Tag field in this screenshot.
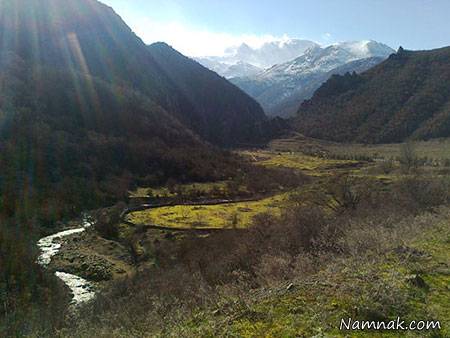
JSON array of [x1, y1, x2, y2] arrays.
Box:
[[239, 150, 359, 175], [127, 136, 450, 232], [127, 146, 363, 230], [271, 133, 450, 161], [126, 193, 290, 229]]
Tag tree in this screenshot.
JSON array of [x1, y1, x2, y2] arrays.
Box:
[[399, 142, 418, 173]]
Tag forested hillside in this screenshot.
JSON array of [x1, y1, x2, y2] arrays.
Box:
[[295, 46, 450, 143], [147, 42, 267, 145], [0, 0, 267, 146]]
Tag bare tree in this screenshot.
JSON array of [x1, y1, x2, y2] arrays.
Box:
[[399, 141, 418, 173]]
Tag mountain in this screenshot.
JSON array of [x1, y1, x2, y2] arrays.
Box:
[[147, 43, 267, 145], [294, 46, 450, 143], [195, 39, 319, 78], [222, 61, 263, 79], [259, 57, 386, 118], [0, 0, 269, 223], [0, 0, 266, 147], [231, 41, 394, 117]]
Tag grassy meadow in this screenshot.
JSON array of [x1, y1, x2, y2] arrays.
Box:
[[126, 193, 291, 229]]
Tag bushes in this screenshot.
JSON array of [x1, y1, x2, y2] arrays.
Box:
[[63, 170, 450, 337], [395, 176, 450, 211], [94, 202, 126, 240], [0, 222, 69, 337]]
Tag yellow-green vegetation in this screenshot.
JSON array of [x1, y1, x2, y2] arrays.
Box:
[[170, 211, 450, 337], [127, 193, 291, 229], [129, 181, 229, 198], [239, 150, 358, 175]]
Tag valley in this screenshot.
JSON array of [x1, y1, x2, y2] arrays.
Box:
[[35, 135, 449, 337], [1, 1, 449, 337]]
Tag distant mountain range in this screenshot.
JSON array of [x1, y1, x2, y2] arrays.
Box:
[[195, 39, 318, 78], [294, 46, 450, 143], [197, 40, 395, 117]]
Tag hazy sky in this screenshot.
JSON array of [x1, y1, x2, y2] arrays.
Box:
[[101, 0, 450, 56]]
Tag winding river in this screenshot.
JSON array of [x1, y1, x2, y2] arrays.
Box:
[[37, 216, 97, 306]]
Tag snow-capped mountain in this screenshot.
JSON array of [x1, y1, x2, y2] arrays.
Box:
[[195, 38, 319, 78], [230, 40, 395, 117], [222, 61, 263, 79], [256, 40, 394, 82]]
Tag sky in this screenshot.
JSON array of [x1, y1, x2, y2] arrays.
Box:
[[101, 0, 450, 57]]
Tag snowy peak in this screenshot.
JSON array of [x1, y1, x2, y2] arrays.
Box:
[[332, 40, 395, 59], [195, 38, 319, 78], [222, 61, 262, 78], [224, 39, 319, 68], [228, 40, 393, 118], [196, 39, 394, 117], [195, 39, 393, 80], [259, 41, 394, 81]]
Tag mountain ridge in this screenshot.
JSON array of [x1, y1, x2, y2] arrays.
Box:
[[195, 38, 319, 78], [230, 41, 394, 117], [0, 0, 267, 223], [0, 0, 267, 146]]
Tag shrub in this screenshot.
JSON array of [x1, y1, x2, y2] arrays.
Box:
[[399, 142, 419, 173], [94, 202, 126, 240]]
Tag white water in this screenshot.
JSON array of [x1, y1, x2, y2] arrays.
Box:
[[55, 272, 96, 305], [37, 216, 96, 306]]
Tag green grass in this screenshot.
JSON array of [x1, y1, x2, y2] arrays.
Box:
[[126, 193, 291, 229]]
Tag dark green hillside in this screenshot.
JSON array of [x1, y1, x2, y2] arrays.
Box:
[[148, 42, 267, 145], [295, 46, 450, 143]]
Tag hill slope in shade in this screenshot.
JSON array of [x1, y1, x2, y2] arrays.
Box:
[[294, 47, 450, 143], [0, 0, 250, 220], [147, 43, 267, 145], [0, 0, 267, 146]]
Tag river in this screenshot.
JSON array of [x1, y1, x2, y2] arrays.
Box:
[[37, 216, 97, 306]]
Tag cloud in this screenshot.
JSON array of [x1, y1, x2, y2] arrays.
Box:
[[321, 32, 333, 43], [129, 19, 293, 57]]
